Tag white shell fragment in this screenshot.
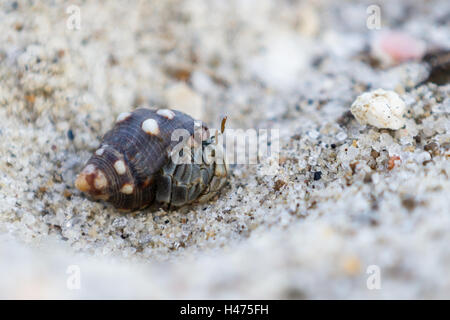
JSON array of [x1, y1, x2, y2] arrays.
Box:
[[350, 89, 406, 130], [371, 31, 426, 67]]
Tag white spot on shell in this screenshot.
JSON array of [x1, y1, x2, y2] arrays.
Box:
[[116, 112, 131, 123], [94, 170, 108, 189], [120, 183, 134, 194], [95, 148, 105, 156], [157, 109, 175, 120], [142, 118, 160, 135], [114, 160, 126, 175]]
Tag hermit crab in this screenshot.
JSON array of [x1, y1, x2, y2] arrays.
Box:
[[75, 108, 228, 211]]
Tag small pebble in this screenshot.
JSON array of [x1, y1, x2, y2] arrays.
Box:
[[388, 155, 401, 170], [402, 197, 418, 211], [67, 129, 74, 141], [424, 142, 439, 155], [350, 89, 406, 130], [165, 83, 204, 120], [341, 255, 361, 275], [336, 132, 347, 141], [422, 49, 450, 85], [313, 171, 322, 181], [296, 4, 320, 37], [273, 179, 287, 191]]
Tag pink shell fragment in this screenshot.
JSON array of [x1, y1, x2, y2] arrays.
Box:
[[371, 31, 426, 66]]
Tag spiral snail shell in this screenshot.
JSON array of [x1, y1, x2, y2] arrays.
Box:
[[75, 108, 228, 211]]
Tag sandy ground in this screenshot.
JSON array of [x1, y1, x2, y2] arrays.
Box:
[[0, 0, 449, 299]]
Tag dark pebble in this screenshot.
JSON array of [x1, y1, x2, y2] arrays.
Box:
[[67, 129, 74, 141], [313, 171, 322, 181], [424, 141, 439, 153]]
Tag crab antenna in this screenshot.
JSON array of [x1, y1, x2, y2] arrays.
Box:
[[221, 116, 228, 134], [214, 116, 228, 145]]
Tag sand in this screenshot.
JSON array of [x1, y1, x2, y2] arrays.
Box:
[[0, 0, 449, 299]]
